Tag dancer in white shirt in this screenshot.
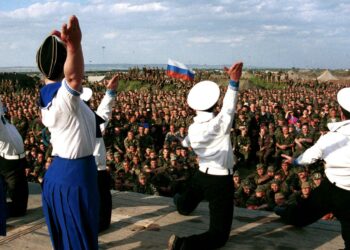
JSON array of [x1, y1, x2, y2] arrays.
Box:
[[37, 16, 99, 250], [278, 87, 350, 250], [168, 62, 243, 250], [80, 74, 118, 232]]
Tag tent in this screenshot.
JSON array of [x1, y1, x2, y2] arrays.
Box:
[[87, 75, 106, 83], [317, 70, 338, 82]]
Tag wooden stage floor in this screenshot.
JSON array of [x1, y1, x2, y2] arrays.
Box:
[[0, 183, 344, 249]]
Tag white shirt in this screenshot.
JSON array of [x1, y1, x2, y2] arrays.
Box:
[[93, 91, 115, 170], [296, 120, 350, 191], [0, 102, 24, 156], [41, 79, 96, 159], [182, 86, 239, 172]]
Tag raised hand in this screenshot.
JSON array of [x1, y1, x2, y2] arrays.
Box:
[[61, 15, 82, 53], [224, 62, 243, 82], [106, 74, 119, 91]]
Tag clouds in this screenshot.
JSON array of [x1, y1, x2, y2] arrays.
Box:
[[0, 0, 349, 68], [110, 2, 168, 13]]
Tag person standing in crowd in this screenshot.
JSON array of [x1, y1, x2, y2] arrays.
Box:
[[168, 62, 243, 250], [37, 16, 99, 249], [277, 87, 350, 250], [80, 74, 118, 232], [0, 96, 28, 224]]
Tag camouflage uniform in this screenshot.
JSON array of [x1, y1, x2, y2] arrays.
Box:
[[275, 133, 295, 157], [257, 133, 275, 165], [235, 133, 251, 162], [294, 132, 313, 156]]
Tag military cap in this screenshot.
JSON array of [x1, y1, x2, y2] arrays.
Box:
[[301, 181, 311, 189], [337, 87, 350, 113], [187, 81, 220, 111], [312, 172, 322, 180], [233, 171, 240, 177], [270, 179, 280, 185], [138, 173, 146, 179], [256, 163, 264, 170], [256, 185, 265, 192], [274, 192, 285, 200], [277, 114, 285, 121], [311, 113, 320, 119], [296, 166, 306, 173], [80, 87, 93, 102], [242, 179, 251, 187], [267, 166, 275, 172]]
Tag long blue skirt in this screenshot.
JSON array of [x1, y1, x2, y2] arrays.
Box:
[[0, 176, 6, 236], [42, 155, 99, 250]]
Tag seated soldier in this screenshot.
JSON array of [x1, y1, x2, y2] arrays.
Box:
[[234, 179, 254, 208], [133, 173, 158, 195], [246, 185, 268, 210]]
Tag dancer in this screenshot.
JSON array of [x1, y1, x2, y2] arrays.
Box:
[[80, 74, 118, 232], [278, 87, 350, 250], [0, 96, 28, 237], [37, 16, 99, 249], [168, 62, 243, 250]]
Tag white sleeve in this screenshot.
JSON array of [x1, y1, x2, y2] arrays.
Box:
[[182, 135, 191, 148], [96, 92, 116, 133], [209, 87, 238, 135], [295, 135, 325, 165], [55, 79, 82, 113]]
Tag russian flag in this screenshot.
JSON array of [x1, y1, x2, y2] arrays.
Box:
[[166, 59, 195, 81]]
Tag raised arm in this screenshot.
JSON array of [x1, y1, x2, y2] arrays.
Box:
[[214, 62, 243, 133], [96, 75, 119, 132], [221, 62, 243, 111], [61, 15, 84, 91], [224, 62, 243, 83]]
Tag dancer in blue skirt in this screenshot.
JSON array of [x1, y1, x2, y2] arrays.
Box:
[[37, 16, 99, 250]]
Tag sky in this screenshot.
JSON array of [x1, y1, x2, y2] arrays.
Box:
[[0, 0, 349, 69]]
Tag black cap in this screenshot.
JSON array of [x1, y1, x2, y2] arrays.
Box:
[[36, 35, 67, 80]]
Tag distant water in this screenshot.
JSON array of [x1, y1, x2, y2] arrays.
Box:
[[0, 63, 224, 73]]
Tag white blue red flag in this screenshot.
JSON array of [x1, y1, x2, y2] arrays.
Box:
[[166, 59, 195, 81]]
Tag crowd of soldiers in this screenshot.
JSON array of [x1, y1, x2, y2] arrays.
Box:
[[1, 68, 349, 220]]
